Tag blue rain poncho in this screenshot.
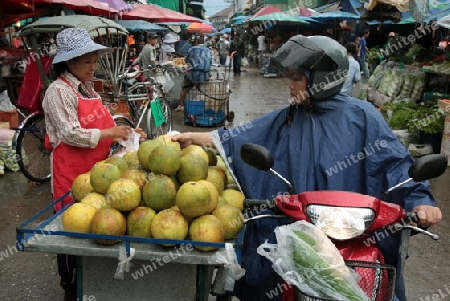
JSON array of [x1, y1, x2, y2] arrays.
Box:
[[211, 94, 436, 301]]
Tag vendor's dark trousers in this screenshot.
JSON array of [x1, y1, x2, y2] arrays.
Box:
[[233, 54, 242, 75], [57, 254, 77, 293], [219, 55, 227, 66]]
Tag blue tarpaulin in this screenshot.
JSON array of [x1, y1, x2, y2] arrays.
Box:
[[114, 20, 168, 32]]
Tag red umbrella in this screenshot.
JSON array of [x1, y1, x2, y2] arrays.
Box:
[[27, 0, 119, 16], [187, 23, 215, 34], [121, 4, 201, 23], [250, 5, 282, 19]]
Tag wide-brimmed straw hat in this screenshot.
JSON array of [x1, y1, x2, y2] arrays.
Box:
[[53, 27, 110, 64], [387, 32, 396, 37]]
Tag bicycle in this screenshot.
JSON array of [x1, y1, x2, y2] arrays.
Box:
[[116, 64, 172, 139]]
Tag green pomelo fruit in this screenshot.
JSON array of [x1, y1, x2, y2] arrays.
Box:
[[206, 166, 227, 194], [213, 204, 244, 239], [176, 154, 208, 184], [155, 134, 181, 153], [123, 150, 140, 166], [90, 208, 126, 245], [121, 169, 147, 191], [105, 155, 128, 173], [137, 139, 162, 170], [90, 162, 122, 194], [142, 174, 177, 211], [127, 206, 157, 237], [148, 145, 181, 175], [72, 173, 94, 201], [62, 203, 97, 233], [175, 181, 211, 219], [80, 192, 109, 210], [198, 180, 219, 214], [189, 215, 225, 251], [106, 178, 141, 211], [181, 145, 209, 164], [151, 208, 188, 246]]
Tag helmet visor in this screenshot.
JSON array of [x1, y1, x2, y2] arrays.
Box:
[[270, 35, 338, 75]]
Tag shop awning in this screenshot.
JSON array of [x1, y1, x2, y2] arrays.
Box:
[[121, 4, 201, 23], [30, 0, 119, 16], [93, 0, 133, 12], [250, 6, 282, 19]]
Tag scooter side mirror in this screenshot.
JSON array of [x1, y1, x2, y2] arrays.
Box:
[[408, 154, 448, 182], [240, 143, 274, 171]]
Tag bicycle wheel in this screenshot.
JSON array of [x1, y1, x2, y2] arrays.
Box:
[[147, 97, 172, 139], [114, 115, 135, 128], [16, 113, 51, 183]]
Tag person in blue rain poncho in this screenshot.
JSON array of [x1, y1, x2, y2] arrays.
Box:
[[172, 35, 442, 301]]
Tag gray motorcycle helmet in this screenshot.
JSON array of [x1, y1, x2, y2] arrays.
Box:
[[271, 35, 349, 101]]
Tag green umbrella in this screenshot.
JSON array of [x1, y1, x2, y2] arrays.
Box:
[[248, 12, 309, 24], [396, 17, 417, 24]]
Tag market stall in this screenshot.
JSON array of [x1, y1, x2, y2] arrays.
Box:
[[366, 30, 450, 158], [17, 203, 243, 301]]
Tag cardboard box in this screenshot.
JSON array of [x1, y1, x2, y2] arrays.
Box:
[[0, 110, 19, 129]]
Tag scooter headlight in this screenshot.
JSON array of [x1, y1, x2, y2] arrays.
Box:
[[306, 205, 375, 240]]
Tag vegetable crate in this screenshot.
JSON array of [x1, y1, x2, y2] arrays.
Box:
[[294, 260, 396, 301], [184, 80, 231, 127]]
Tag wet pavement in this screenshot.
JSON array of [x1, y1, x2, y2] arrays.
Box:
[[1, 65, 450, 301]]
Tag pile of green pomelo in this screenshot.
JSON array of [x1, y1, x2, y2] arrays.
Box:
[[62, 135, 245, 251]]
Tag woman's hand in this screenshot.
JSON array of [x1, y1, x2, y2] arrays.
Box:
[[134, 128, 147, 142], [101, 125, 132, 140]]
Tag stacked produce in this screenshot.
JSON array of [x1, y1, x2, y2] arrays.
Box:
[[423, 61, 450, 75], [63, 135, 245, 251], [368, 62, 425, 102]]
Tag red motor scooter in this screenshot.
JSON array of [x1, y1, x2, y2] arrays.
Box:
[[240, 143, 447, 301]]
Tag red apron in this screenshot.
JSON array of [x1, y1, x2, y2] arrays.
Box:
[[51, 76, 115, 211]]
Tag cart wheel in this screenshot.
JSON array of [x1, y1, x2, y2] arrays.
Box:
[[16, 113, 51, 183], [226, 111, 235, 122]]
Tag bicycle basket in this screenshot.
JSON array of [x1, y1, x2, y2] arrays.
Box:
[[294, 260, 396, 301], [184, 80, 229, 127]]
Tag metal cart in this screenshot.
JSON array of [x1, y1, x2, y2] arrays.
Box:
[[184, 80, 234, 127], [16, 194, 244, 301]]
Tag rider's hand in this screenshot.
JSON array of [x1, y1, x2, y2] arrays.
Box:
[[171, 133, 194, 148], [412, 205, 442, 228]]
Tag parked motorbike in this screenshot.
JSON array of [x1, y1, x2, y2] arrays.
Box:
[[240, 143, 447, 301]]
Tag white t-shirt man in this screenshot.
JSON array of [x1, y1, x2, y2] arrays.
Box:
[[257, 35, 266, 52]]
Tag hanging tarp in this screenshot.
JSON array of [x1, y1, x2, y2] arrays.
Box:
[[367, 0, 409, 12]]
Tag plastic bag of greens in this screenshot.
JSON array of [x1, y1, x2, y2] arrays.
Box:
[[257, 220, 369, 301]]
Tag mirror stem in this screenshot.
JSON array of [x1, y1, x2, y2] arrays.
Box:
[[382, 178, 413, 201], [269, 168, 294, 194]]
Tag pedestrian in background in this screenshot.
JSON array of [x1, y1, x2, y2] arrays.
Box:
[[132, 32, 159, 78], [357, 31, 370, 79], [175, 36, 212, 111], [229, 32, 246, 76], [216, 34, 230, 66], [341, 42, 361, 96]]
